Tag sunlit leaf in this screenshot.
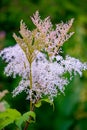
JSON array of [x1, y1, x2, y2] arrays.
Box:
[[15, 111, 36, 129], [35, 98, 54, 109], [0, 109, 21, 129]]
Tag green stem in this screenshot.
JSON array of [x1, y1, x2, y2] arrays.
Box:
[[30, 63, 32, 89], [24, 62, 33, 130], [29, 62, 33, 109]]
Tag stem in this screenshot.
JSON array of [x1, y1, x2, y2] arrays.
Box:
[[24, 62, 33, 130], [29, 62, 33, 113], [30, 63, 32, 89], [24, 121, 30, 130]]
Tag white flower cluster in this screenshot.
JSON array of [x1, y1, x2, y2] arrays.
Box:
[[0, 44, 87, 102], [0, 11, 87, 103]]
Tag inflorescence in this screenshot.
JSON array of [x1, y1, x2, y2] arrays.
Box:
[[0, 11, 87, 103]]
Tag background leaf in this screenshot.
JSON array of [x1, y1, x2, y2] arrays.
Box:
[[0, 108, 21, 129], [15, 111, 36, 129], [35, 98, 54, 109]]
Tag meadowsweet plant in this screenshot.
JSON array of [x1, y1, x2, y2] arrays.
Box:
[[0, 11, 87, 130]]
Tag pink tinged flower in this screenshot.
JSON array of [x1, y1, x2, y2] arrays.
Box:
[[0, 11, 87, 103], [31, 11, 74, 57]]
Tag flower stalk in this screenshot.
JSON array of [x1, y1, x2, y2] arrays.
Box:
[[0, 11, 87, 130], [29, 62, 33, 111], [24, 62, 33, 130]]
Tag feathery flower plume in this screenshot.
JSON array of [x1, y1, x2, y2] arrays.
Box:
[[0, 11, 87, 103]]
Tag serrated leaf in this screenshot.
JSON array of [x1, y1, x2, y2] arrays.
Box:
[[15, 111, 36, 129], [0, 109, 21, 129]]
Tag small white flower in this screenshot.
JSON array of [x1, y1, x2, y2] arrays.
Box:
[[0, 11, 87, 103], [0, 44, 87, 102]]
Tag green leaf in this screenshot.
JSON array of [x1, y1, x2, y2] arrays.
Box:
[[15, 111, 36, 129], [35, 100, 42, 108], [35, 98, 54, 109], [23, 111, 36, 121], [0, 109, 21, 130], [0, 118, 14, 130], [41, 98, 53, 104]]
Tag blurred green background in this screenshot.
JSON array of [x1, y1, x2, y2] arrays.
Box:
[[0, 0, 87, 130]]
